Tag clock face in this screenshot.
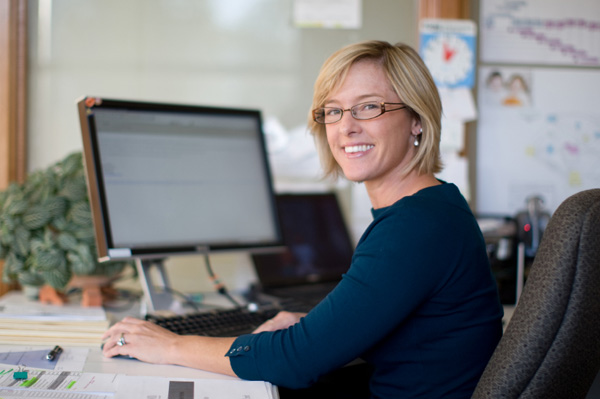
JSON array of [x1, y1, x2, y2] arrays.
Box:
[[421, 34, 475, 88]]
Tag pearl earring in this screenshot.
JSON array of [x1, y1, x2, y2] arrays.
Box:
[[414, 128, 422, 147]]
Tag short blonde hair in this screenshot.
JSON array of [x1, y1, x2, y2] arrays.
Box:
[[308, 40, 443, 179]]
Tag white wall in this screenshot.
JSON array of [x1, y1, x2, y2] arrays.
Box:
[[27, 0, 418, 173], [27, 0, 419, 293]]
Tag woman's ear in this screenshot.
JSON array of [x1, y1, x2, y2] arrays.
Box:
[[411, 118, 422, 137]]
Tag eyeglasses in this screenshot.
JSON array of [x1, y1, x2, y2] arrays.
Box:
[[312, 102, 407, 124]]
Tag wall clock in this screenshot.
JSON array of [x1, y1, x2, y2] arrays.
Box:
[[420, 19, 477, 89]]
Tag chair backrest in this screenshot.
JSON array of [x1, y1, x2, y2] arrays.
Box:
[[472, 189, 600, 399]]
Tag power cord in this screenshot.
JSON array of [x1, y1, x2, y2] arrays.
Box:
[[203, 252, 243, 308]]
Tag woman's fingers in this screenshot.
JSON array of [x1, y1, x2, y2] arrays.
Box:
[[101, 318, 179, 364]]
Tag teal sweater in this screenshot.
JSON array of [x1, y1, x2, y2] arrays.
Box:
[[228, 183, 503, 398]]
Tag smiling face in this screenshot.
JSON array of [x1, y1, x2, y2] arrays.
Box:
[[324, 59, 421, 188]]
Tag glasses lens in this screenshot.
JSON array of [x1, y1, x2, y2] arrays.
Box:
[[352, 102, 383, 120], [315, 108, 343, 124], [313, 109, 326, 123]]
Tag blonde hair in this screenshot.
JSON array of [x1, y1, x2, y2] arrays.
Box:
[[308, 40, 443, 179]]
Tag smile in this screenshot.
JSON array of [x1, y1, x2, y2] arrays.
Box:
[[344, 144, 374, 154]]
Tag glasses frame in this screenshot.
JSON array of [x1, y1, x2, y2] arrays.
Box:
[[312, 102, 407, 124]]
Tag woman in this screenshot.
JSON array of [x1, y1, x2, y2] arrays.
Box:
[[102, 41, 503, 398]]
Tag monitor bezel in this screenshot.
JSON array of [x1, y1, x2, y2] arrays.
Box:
[[77, 96, 283, 262]]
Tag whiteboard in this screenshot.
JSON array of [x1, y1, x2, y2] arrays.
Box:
[[476, 66, 600, 215]]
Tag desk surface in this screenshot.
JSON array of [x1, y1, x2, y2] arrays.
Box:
[[0, 345, 277, 399], [0, 290, 278, 398], [83, 345, 240, 380]]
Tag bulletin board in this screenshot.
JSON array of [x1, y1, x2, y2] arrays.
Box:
[[476, 0, 600, 215]]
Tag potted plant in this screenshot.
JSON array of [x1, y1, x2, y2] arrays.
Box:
[[0, 151, 131, 306]]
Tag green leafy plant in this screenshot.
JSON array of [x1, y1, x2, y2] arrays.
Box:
[[0, 151, 130, 291]]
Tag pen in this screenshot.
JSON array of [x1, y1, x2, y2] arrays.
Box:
[[46, 345, 63, 361]]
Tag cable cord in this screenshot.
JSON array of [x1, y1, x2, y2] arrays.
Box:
[[203, 252, 243, 307]]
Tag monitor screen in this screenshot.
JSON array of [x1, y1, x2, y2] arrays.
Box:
[[78, 97, 283, 312], [77, 97, 282, 261]]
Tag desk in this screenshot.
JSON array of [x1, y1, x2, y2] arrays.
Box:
[[0, 346, 277, 399], [502, 305, 515, 330], [0, 291, 278, 399], [84, 345, 241, 380]]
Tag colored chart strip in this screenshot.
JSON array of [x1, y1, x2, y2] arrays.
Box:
[[481, 0, 600, 65], [20, 376, 40, 387]]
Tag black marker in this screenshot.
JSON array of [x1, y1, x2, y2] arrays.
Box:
[[46, 345, 63, 361]]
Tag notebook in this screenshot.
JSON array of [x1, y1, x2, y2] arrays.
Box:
[[250, 192, 355, 310]]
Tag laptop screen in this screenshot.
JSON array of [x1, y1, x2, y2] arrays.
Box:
[[251, 192, 355, 288]]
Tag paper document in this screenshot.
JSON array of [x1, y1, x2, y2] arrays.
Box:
[[0, 388, 112, 398], [115, 375, 276, 399], [0, 292, 107, 321], [0, 345, 89, 372], [0, 369, 118, 394], [0, 368, 277, 398], [0, 292, 108, 346]]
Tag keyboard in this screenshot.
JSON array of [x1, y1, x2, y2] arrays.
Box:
[[146, 307, 281, 337]]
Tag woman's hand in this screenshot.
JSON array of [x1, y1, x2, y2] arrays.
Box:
[[253, 311, 306, 333], [101, 317, 237, 376], [101, 316, 181, 364]]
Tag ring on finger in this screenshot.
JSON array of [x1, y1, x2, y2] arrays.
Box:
[[117, 332, 126, 346]]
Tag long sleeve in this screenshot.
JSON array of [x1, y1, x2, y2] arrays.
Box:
[[227, 183, 503, 397]]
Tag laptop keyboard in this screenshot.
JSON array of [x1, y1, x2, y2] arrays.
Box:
[[263, 282, 337, 309], [146, 307, 281, 337]]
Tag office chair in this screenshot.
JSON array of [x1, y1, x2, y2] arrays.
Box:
[[472, 189, 600, 399]]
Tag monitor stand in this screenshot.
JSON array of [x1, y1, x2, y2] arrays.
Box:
[[136, 258, 178, 314], [136, 248, 241, 315]]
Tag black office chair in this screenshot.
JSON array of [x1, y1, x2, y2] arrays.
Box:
[[472, 189, 600, 399]]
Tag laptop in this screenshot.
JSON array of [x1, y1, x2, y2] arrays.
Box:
[[250, 192, 355, 310]]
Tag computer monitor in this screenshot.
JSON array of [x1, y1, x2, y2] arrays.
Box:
[[77, 97, 282, 313]]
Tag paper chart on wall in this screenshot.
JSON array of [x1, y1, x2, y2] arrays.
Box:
[[476, 66, 600, 214], [480, 0, 600, 66], [293, 0, 362, 29]]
